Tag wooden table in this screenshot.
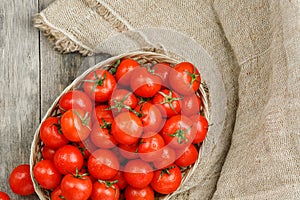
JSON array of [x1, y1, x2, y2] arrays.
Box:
[[0, 1, 108, 198]]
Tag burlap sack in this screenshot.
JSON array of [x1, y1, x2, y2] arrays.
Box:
[[34, 0, 300, 199]]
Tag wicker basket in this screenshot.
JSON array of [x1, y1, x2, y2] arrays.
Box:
[[30, 51, 210, 200]]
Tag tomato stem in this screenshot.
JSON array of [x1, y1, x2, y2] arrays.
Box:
[[169, 125, 192, 144]]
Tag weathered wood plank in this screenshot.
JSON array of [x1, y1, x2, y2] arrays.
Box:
[[0, 0, 40, 199]]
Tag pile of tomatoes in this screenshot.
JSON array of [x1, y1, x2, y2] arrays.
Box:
[[31, 58, 208, 200]]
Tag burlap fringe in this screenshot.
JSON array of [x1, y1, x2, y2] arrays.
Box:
[[33, 14, 94, 56]]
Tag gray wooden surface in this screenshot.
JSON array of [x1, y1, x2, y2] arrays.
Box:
[[0, 1, 108, 199]]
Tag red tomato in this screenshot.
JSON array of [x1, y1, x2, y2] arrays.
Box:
[[169, 62, 201, 95], [134, 102, 164, 133], [123, 159, 154, 189], [138, 133, 165, 162], [181, 95, 201, 116], [83, 69, 116, 102], [93, 104, 113, 126], [153, 89, 181, 118], [39, 117, 68, 149], [125, 185, 154, 200], [61, 109, 92, 142], [110, 171, 128, 190], [53, 145, 84, 174], [90, 123, 118, 149], [0, 191, 10, 200], [33, 160, 61, 189], [109, 89, 138, 114], [175, 144, 198, 167], [9, 164, 34, 196], [50, 186, 63, 200], [41, 146, 56, 160], [130, 67, 162, 98], [191, 114, 208, 144], [118, 143, 139, 160], [150, 164, 182, 194], [115, 58, 140, 86], [61, 173, 92, 200], [161, 115, 196, 149], [59, 90, 92, 113], [91, 180, 119, 200], [152, 62, 172, 88], [88, 149, 120, 180], [111, 112, 143, 145], [153, 146, 176, 170]]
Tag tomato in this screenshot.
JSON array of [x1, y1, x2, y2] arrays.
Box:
[[50, 186, 63, 200], [61, 173, 92, 200], [110, 171, 128, 190], [175, 144, 198, 167], [88, 149, 120, 180], [90, 123, 118, 149], [115, 58, 140, 86], [74, 140, 97, 159], [0, 191, 10, 200], [41, 146, 56, 160], [39, 117, 68, 149], [130, 67, 162, 98], [9, 164, 34, 196], [169, 62, 201, 95], [93, 104, 113, 126], [61, 109, 91, 142], [123, 159, 154, 189], [83, 69, 116, 102], [152, 62, 171, 88], [33, 160, 61, 189], [125, 185, 154, 200], [153, 146, 176, 170], [111, 112, 143, 145], [181, 95, 201, 116], [59, 90, 92, 113], [118, 143, 139, 160], [91, 180, 119, 200], [109, 89, 138, 114], [53, 145, 84, 174], [138, 133, 165, 162], [191, 114, 208, 144], [152, 89, 181, 118], [134, 102, 164, 133], [150, 164, 182, 194], [161, 115, 196, 149]]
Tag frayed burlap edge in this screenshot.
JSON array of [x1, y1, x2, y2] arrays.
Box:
[[33, 14, 94, 56]]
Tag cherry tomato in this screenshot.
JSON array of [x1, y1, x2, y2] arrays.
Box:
[[88, 149, 120, 180], [61, 173, 92, 200], [109, 89, 138, 114], [161, 115, 196, 149], [41, 146, 56, 160], [0, 191, 10, 200], [118, 143, 139, 160], [33, 160, 61, 189], [175, 144, 198, 167], [130, 67, 162, 98], [152, 62, 172, 88], [93, 104, 113, 126], [83, 69, 116, 102], [134, 102, 164, 133], [138, 133, 165, 162], [150, 164, 182, 194], [153, 89, 181, 118], [9, 164, 34, 196], [153, 146, 176, 170], [39, 117, 68, 149], [61, 109, 91, 142], [191, 114, 208, 144], [59, 90, 92, 113], [90, 123, 118, 149], [50, 186, 64, 200], [53, 145, 84, 174], [115, 58, 140, 86], [169, 62, 201, 95], [111, 112, 143, 145], [181, 95, 201, 116], [91, 180, 119, 200], [123, 159, 154, 189], [125, 185, 154, 200], [110, 171, 128, 190]]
